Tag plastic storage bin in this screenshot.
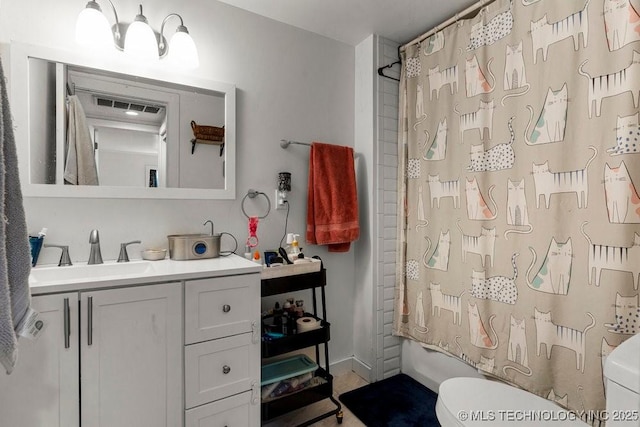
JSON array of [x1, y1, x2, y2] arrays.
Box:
[[261, 354, 318, 386]]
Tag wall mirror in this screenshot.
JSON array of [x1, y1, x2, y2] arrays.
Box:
[[8, 43, 236, 199]]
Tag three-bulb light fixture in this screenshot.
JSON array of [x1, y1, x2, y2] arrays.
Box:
[[75, 0, 199, 69]]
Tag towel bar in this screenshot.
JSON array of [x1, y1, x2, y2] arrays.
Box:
[[280, 139, 311, 149]]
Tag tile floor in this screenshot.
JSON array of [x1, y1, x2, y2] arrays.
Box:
[[263, 370, 369, 427]]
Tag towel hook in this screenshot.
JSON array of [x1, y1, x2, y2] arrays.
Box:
[[241, 189, 271, 219]]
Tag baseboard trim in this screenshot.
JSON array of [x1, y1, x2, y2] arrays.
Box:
[[329, 356, 373, 383]]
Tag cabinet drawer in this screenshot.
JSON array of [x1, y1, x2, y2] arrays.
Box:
[[185, 333, 253, 409], [185, 391, 252, 427], [185, 275, 258, 344]]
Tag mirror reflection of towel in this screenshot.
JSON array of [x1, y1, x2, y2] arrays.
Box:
[[306, 142, 359, 252], [64, 95, 99, 185]]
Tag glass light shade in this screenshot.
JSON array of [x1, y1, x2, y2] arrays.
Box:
[[278, 172, 292, 192], [167, 30, 199, 69], [75, 7, 112, 47], [124, 20, 159, 61]]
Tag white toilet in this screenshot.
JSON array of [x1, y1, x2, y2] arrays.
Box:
[[436, 333, 640, 426]]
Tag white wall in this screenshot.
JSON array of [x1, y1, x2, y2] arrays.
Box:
[[0, 0, 356, 365]]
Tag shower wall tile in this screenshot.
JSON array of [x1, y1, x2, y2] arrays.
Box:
[[375, 36, 401, 379]]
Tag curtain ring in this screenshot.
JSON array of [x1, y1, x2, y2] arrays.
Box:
[[241, 189, 271, 219], [455, 13, 463, 27]]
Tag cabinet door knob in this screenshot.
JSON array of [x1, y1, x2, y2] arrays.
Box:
[[222, 365, 231, 374], [222, 304, 231, 313]]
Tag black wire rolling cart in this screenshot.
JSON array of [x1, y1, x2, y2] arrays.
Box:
[[260, 267, 343, 426]]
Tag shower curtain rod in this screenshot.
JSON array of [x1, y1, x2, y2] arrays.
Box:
[[376, 0, 494, 80], [400, 0, 494, 52]]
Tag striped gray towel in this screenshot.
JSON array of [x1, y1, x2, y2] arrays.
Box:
[[0, 57, 32, 374]]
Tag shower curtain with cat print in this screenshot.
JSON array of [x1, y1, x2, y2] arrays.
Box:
[[394, 0, 640, 423]]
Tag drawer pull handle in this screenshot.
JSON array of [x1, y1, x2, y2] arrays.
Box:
[[222, 304, 231, 313], [63, 298, 70, 349], [222, 365, 231, 374], [88, 296, 93, 346]]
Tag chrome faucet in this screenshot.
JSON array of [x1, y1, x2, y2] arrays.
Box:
[[203, 220, 214, 236], [44, 244, 72, 266], [117, 240, 141, 262], [88, 229, 103, 265]]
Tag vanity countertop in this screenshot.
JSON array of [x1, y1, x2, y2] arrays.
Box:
[[29, 254, 262, 295]]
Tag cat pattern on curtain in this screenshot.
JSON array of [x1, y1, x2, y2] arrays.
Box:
[[465, 55, 495, 97], [422, 118, 448, 160], [423, 32, 445, 56], [608, 113, 640, 155], [467, 303, 498, 349], [502, 315, 532, 377], [415, 84, 427, 130], [534, 308, 595, 372], [416, 186, 429, 231], [581, 221, 640, 289], [524, 84, 568, 145], [466, 0, 514, 51], [604, 160, 640, 223], [406, 55, 421, 78], [428, 64, 459, 99], [504, 178, 533, 238], [429, 283, 464, 325], [526, 237, 573, 295], [395, 0, 640, 418], [456, 99, 495, 143], [579, 50, 640, 118], [467, 117, 515, 171], [414, 291, 428, 334], [428, 174, 460, 208], [457, 220, 496, 267], [531, 0, 590, 64], [465, 177, 497, 220], [603, 0, 640, 51], [532, 146, 597, 209], [469, 253, 519, 304], [604, 293, 640, 334], [423, 230, 451, 271], [501, 41, 530, 104]]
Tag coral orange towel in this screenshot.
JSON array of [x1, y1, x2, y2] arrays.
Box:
[[306, 142, 359, 252]]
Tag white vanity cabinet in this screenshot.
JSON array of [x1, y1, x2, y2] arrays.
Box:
[[0, 293, 79, 427], [80, 283, 182, 427], [0, 283, 182, 427], [1, 256, 262, 427], [183, 274, 261, 427]]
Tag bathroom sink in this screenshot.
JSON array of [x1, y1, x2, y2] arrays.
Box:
[[30, 261, 155, 284]]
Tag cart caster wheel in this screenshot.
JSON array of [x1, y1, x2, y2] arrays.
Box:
[[336, 411, 343, 424]]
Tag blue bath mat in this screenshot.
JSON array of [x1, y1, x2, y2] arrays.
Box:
[[339, 373, 441, 427]]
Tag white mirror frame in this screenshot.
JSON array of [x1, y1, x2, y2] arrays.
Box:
[[9, 42, 236, 200]]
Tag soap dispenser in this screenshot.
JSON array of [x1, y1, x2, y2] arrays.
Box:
[[287, 234, 301, 262]]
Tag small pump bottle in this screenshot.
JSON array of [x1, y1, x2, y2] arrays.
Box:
[[287, 234, 301, 262]]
